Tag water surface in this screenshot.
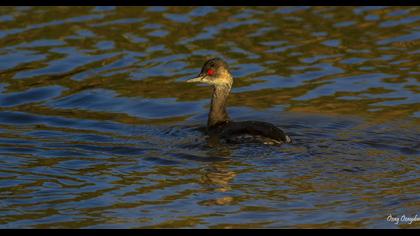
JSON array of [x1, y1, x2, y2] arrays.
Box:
[[0, 6, 419, 228]]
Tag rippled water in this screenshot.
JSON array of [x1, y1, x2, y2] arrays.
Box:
[[0, 6, 419, 228]]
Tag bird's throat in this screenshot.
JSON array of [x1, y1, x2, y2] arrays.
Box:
[[208, 85, 231, 128]]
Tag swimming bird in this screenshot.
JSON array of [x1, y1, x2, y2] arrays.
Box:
[[186, 58, 292, 145]]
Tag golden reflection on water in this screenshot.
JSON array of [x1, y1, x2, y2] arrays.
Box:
[[0, 6, 418, 126], [0, 6, 419, 228]]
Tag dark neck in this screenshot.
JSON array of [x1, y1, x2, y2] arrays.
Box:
[[208, 84, 231, 128]]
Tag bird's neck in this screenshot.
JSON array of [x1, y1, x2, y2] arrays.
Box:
[[208, 84, 231, 128]]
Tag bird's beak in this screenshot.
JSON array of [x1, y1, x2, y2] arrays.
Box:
[[186, 75, 206, 83]]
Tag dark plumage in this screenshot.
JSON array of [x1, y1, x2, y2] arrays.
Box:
[[187, 58, 292, 145]]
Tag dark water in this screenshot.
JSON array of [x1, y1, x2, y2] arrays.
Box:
[[0, 6, 419, 228]]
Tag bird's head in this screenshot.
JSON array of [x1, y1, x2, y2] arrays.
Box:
[[186, 58, 233, 87]]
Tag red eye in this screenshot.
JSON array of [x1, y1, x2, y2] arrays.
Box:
[[207, 69, 215, 76]]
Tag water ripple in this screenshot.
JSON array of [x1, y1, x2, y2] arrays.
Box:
[[0, 6, 418, 229]]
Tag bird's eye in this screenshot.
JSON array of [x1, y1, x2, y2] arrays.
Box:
[[207, 69, 215, 76]]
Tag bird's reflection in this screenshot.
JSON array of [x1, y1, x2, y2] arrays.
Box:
[[198, 146, 237, 205]]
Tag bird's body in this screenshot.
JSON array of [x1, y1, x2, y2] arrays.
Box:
[[187, 58, 292, 146], [209, 120, 292, 145]]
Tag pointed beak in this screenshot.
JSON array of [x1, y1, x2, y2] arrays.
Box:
[[186, 75, 206, 83]]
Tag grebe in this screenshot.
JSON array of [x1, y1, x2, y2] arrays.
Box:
[[186, 58, 292, 145]]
